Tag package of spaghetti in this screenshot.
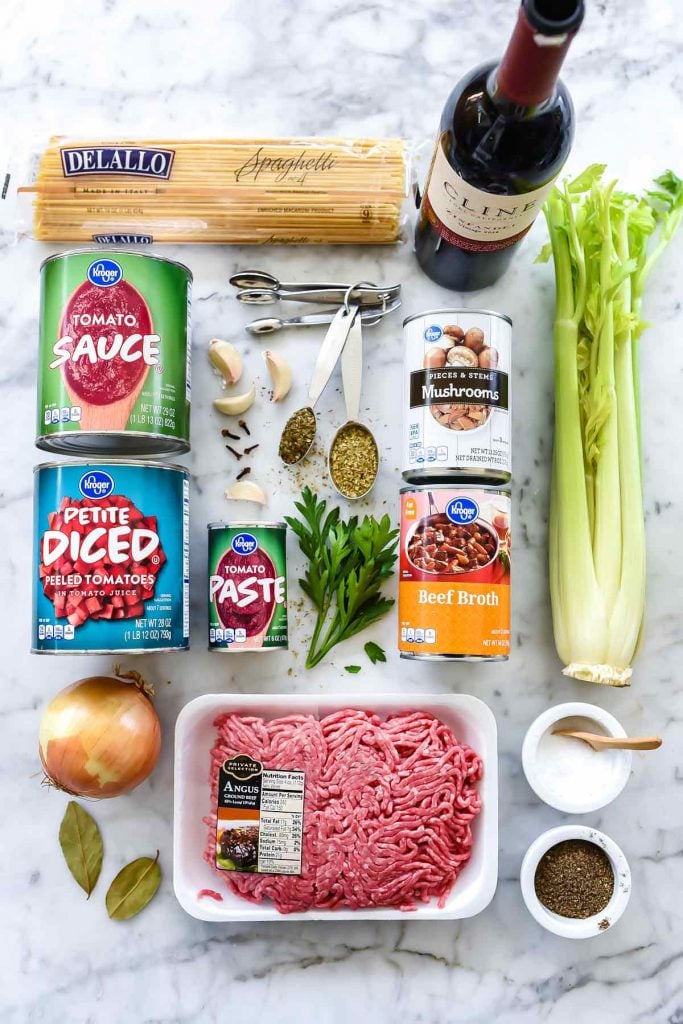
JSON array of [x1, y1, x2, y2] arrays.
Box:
[[18, 136, 410, 245]]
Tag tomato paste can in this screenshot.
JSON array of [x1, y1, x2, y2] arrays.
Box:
[[402, 309, 511, 483], [36, 250, 192, 457], [32, 460, 190, 654], [398, 485, 510, 661], [208, 523, 288, 652]]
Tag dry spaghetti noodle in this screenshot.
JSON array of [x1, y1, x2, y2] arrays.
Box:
[[21, 136, 408, 245]]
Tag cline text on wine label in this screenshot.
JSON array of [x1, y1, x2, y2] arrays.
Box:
[[423, 139, 558, 253]]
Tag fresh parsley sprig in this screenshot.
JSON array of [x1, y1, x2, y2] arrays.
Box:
[[285, 488, 398, 669]]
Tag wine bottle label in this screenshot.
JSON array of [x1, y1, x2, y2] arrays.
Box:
[[423, 135, 557, 252]]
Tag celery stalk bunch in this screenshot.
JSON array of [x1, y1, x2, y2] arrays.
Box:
[[540, 166, 683, 686]]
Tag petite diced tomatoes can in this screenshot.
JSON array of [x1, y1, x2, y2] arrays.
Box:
[[398, 485, 511, 661], [32, 460, 190, 654]]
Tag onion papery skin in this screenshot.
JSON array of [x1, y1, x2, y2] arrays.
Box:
[[39, 676, 161, 798]]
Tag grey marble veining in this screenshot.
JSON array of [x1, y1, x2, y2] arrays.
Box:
[[1, 0, 682, 1021]]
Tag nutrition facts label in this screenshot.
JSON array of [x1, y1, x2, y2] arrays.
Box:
[[215, 755, 305, 876], [258, 770, 305, 875]]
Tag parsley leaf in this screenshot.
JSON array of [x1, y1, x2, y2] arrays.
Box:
[[364, 641, 387, 665], [285, 488, 398, 669], [344, 665, 362, 674]]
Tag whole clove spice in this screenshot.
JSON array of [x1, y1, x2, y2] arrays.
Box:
[[238, 419, 251, 436], [226, 445, 243, 460], [236, 467, 251, 481], [244, 443, 260, 455], [534, 839, 614, 919], [221, 428, 240, 441]]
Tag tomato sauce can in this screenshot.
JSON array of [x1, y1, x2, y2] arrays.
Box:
[[36, 250, 192, 457], [398, 485, 510, 661], [208, 523, 288, 652], [402, 309, 511, 483], [33, 461, 190, 654]]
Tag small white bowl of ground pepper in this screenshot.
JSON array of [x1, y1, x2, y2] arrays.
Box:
[[521, 825, 631, 938]]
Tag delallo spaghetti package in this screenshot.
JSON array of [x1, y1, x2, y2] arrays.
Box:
[[18, 136, 409, 245]]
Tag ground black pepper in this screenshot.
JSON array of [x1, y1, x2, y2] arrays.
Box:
[[534, 839, 614, 919]]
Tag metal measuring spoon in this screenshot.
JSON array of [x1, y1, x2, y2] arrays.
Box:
[[236, 284, 401, 306], [278, 303, 360, 465], [230, 270, 356, 292], [246, 299, 400, 336], [328, 285, 380, 500]]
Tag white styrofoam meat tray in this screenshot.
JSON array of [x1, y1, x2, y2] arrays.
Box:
[[173, 692, 498, 922]]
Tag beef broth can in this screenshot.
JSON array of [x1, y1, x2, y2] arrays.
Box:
[[398, 485, 510, 661], [37, 250, 192, 457], [403, 309, 511, 483], [33, 460, 190, 654], [208, 523, 288, 651]]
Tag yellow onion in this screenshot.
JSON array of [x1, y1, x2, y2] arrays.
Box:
[[39, 670, 161, 798]]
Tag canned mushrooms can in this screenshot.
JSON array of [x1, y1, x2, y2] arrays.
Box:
[[208, 522, 288, 651], [398, 485, 510, 661], [402, 309, 511, 483], [36, 249, 192, 457], [33, 460, 190, 654]]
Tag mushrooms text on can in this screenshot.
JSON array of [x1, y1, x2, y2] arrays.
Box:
[[37, 250, 192, 457], [398, 486, 511, 660], [33, 461, 190, 654], [208, 523, 288, 651], [402, 309, 511, 483]]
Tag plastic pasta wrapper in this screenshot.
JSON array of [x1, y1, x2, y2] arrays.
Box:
[[18, 136, 410, 245]]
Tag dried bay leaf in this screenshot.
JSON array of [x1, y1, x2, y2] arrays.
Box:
[[59, 801, 103, 898], [106, 852, 161, 921]]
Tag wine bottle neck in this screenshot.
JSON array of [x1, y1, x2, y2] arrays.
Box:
[[495, 0, 583, 108]]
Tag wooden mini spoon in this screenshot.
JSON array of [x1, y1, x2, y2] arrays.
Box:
[[553, 729, 662, 751]]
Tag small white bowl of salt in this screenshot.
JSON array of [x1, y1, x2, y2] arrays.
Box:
[[522, 702, 632, 814]]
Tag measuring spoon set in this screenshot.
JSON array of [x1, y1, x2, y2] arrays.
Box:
[[230, 271, 399, 499], [229, 268, 401, 335]]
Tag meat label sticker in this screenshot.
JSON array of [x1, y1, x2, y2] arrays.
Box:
[[216, 754, 304, 876]]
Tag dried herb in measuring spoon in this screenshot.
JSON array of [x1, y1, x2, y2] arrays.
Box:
[[534, 839, 614, 919], [279, 303, 360, 466], [328, 296, 379, 499], [279, 407, 316, 464]]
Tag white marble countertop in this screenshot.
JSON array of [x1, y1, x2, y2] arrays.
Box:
[[2, 0, 682, 1021]]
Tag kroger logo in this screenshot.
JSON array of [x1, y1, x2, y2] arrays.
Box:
[[231, 532, 258, 556], [424, 324, 443, 343], [79, 471, 115, 500], [446, 497, 479, 525], [87, 259, 122, 288]]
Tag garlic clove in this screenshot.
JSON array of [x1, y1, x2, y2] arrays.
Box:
[[209, 339, 243, 386], [263, 349, 292, 402], [225, 481, 267, 505], [213, 384, 256, 416]]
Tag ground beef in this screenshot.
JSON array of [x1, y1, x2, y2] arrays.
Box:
[[204, 709, 482, 914]]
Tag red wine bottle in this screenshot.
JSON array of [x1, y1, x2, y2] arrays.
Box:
[[415, 0, 584, 291]]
